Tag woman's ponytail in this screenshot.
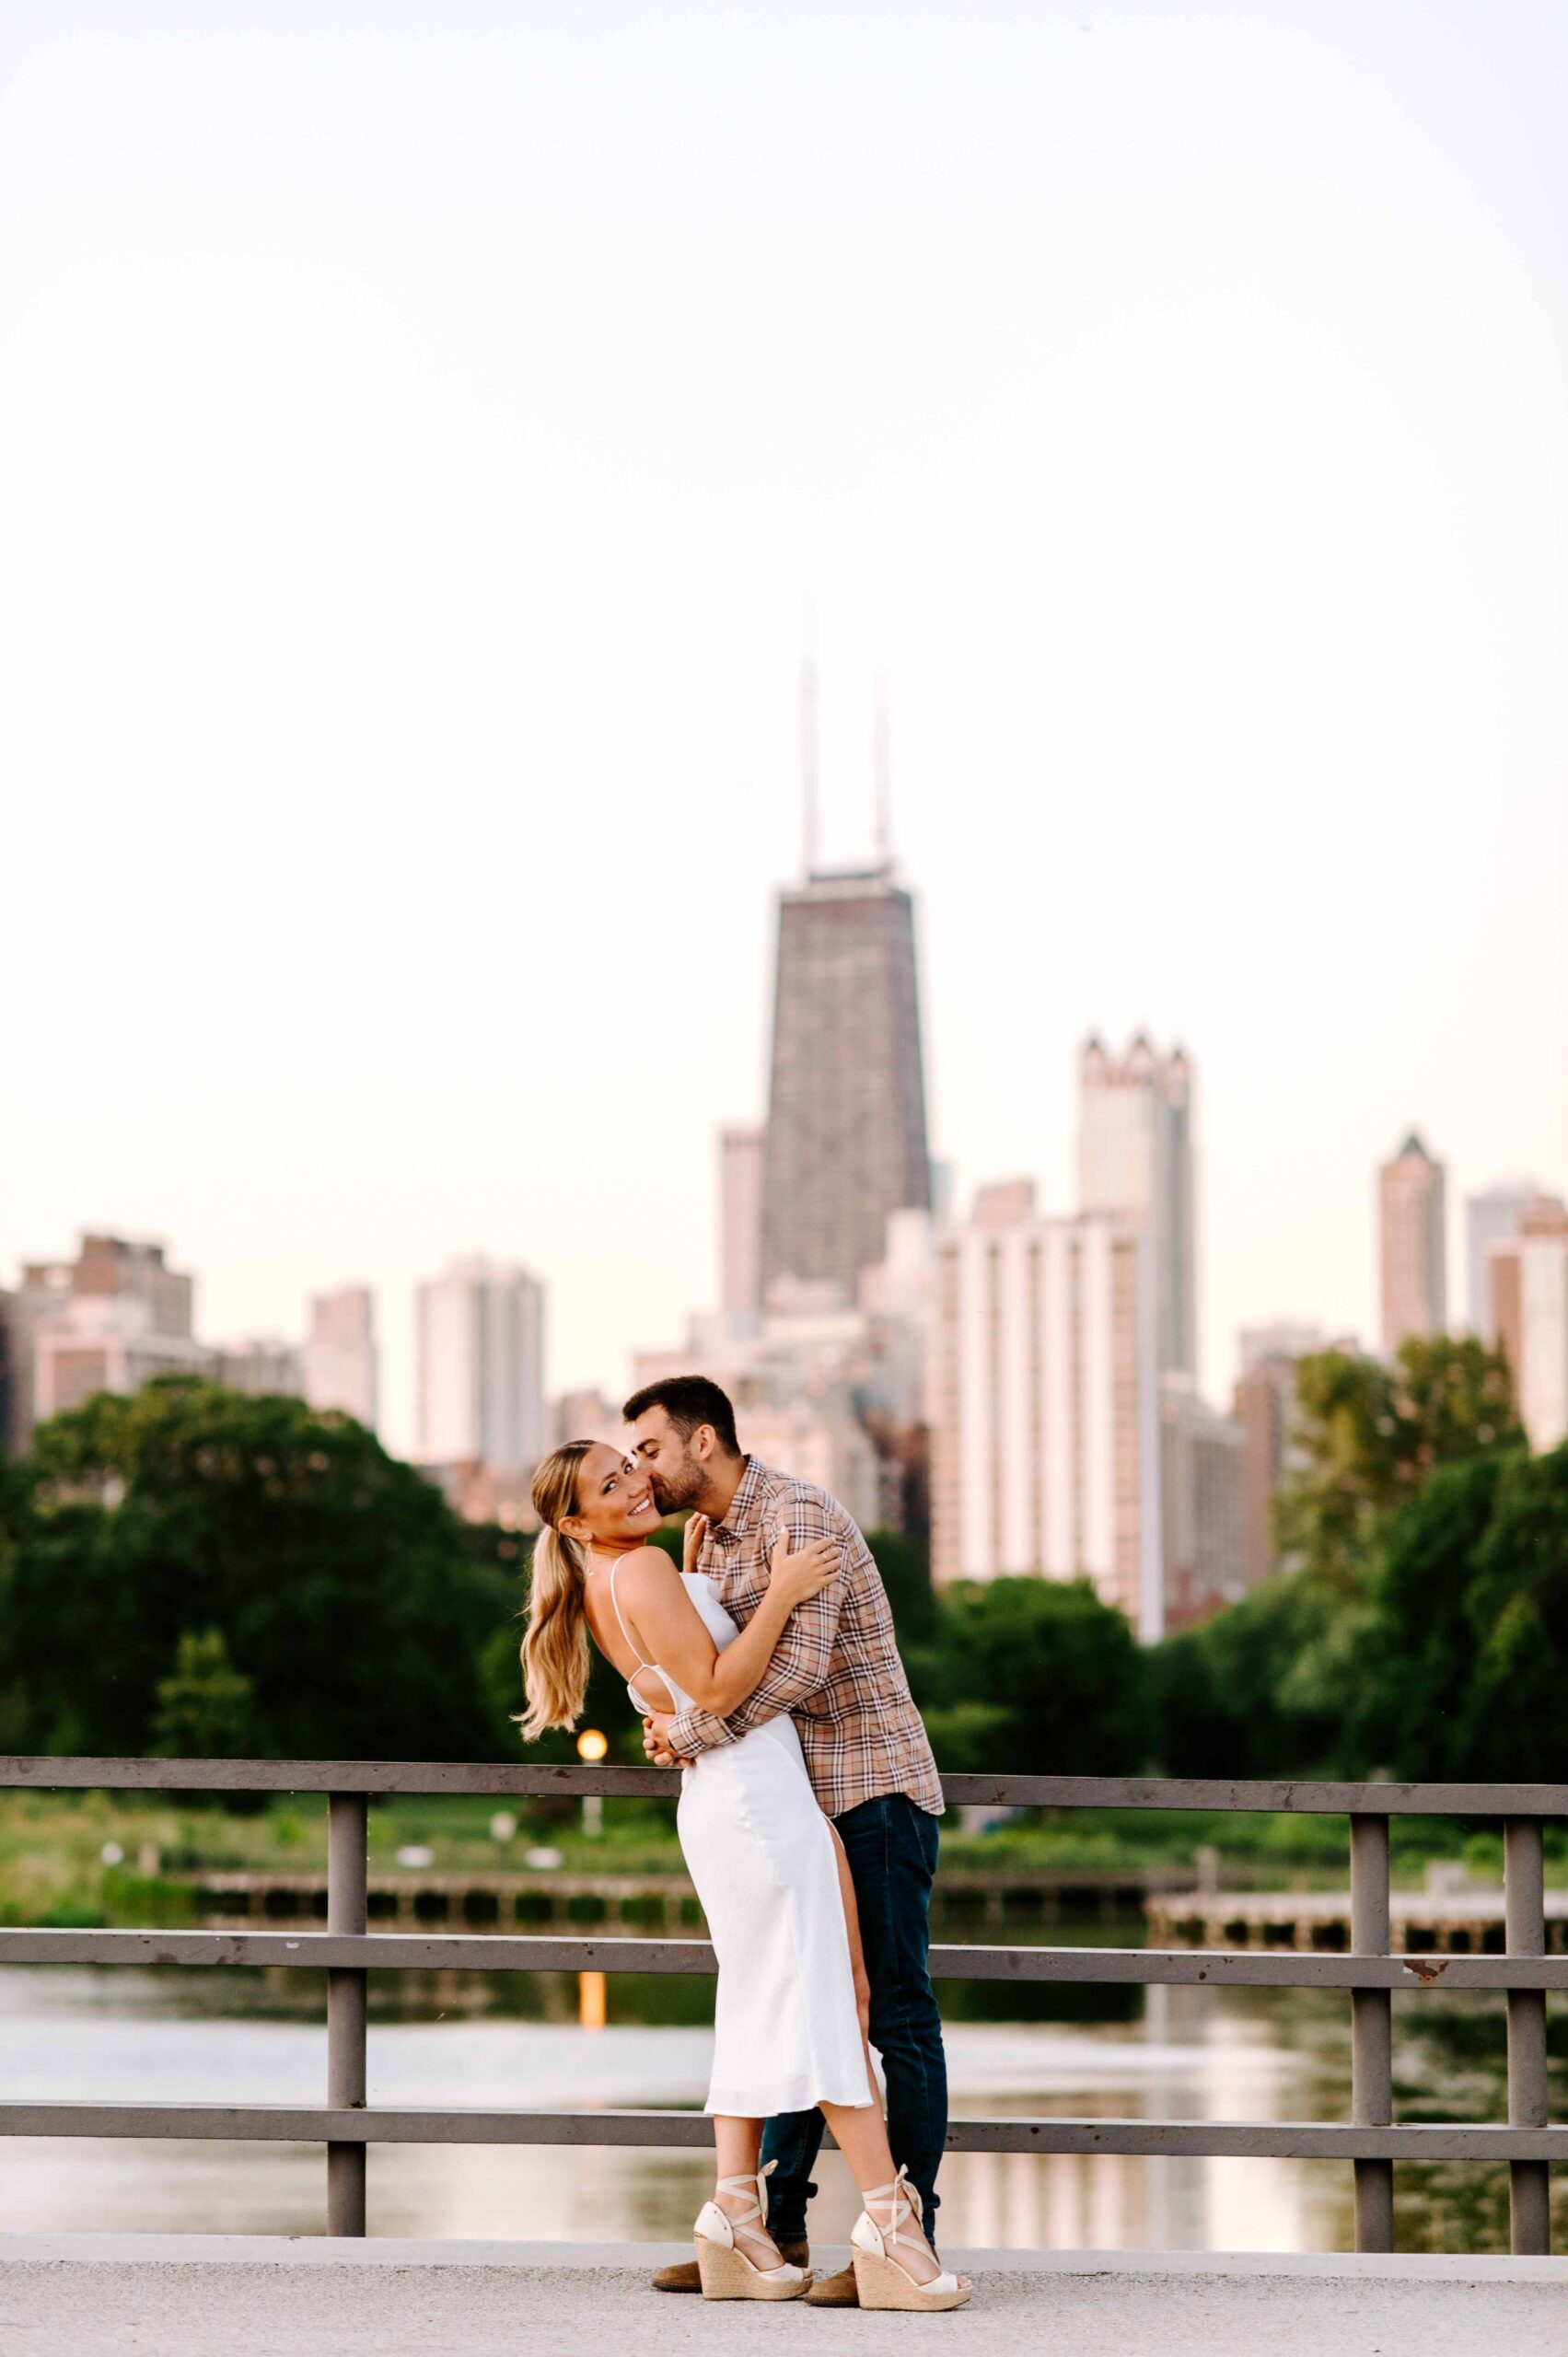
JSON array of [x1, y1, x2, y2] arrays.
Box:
[[518, 1442, 596, 1740]]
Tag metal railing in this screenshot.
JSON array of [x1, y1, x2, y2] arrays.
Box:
[[2, 1758, 1565, 2253]]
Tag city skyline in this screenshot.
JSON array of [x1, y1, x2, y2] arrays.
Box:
[[3, 966, 1562, 1460], [3, 836, 1562, 1620], [2, 2, 1564, 1457], [7, 1071, 1559, 1484]]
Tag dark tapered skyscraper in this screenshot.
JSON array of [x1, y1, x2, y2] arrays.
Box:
[[759, 864, 931, 1303]]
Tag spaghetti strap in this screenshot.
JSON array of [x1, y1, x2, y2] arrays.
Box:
[[609, 1557, 658, 1713], [608, 1559, 655, 1674]]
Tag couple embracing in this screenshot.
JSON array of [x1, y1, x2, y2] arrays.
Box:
[[522, 1374, 971, 2313]]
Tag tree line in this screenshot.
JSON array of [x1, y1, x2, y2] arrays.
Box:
[[0, 1381, 519, 1762], [914, 1333, 1568, 1784], [0, 1339, 1562, 1781]]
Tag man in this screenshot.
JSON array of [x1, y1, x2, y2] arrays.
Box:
[[622, 1374, 947, 2309]]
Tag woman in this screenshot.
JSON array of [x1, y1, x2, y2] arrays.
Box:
[[521, 1438, 970, 2312]]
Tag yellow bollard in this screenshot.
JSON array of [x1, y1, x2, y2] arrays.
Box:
[[579, 1969, 607, 2031]]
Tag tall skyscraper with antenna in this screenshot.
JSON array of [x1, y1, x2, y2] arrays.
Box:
[[758, 668, 932, 1304]]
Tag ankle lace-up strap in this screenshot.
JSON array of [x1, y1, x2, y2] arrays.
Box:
[[853, 2165, 964, 2305], [714, 2159, 778, 2256], [863, 2165, 923, 2253]]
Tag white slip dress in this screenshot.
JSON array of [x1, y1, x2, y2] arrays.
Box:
[[610, 1561, 872, 2119]]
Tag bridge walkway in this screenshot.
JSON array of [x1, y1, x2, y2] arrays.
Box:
[[3, 2236, 1566, 2357]]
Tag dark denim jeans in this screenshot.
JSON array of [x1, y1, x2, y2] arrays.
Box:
[[761, 1792, 947, 2246]]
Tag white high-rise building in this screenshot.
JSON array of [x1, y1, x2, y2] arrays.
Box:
[[1485, 1198, 1568, 1451], [1077, 1036, 1196, 1377], [414, 1257, 545, 1473], [1466, 1183, 1541, 1337], [303, 1285, 379, 1431], [930, 1188, 1164, 1639], [718, 1125, 764, 1320]]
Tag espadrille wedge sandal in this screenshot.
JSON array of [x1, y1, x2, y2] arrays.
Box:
[[693, 2161, 809, 2301], [850, 2165, 972, 2312]]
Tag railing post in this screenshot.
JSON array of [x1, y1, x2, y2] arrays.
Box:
[[1505, 1817, 1551, 2255], [326, 1792, 368, 2236], [1350, 1812, 1394, 2251]]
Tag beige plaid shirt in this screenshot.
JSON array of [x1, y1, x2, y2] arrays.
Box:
[[666, 1456, 944, 1819]]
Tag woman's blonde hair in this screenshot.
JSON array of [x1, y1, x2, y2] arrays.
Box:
[[518, 1440, 596, 1742]]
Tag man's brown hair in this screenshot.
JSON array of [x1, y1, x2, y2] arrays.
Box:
[[621, 1374, 741, 1457]]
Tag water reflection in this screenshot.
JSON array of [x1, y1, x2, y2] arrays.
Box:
[[0, 1963, 1551, 2251]]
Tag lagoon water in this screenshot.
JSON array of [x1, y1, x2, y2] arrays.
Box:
[[4, 1956, 1527, 2253]]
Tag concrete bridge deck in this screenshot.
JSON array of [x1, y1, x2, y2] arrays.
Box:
[[2, 2235, 1565, 2357]]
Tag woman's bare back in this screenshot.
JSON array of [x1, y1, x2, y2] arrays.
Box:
[[581, 1547, 683, 1714]]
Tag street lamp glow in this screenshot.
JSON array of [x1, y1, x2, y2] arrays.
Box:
[[576, 1728, 608, 1838]]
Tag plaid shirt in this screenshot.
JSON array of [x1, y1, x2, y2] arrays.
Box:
[[666, 1456, 944, 1819]]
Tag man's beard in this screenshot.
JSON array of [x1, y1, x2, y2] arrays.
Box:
[[649, 1456, 703, 1514]]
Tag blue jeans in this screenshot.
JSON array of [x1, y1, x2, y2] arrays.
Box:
[[761, 1792, 947, 2246]]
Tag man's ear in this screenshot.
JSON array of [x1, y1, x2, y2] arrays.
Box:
[[692, 1423, 715, 1464]]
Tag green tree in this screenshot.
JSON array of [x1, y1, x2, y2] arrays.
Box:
[[923, 1576, 1146, 1773], [6, 1378, 518, 1759], [0, 1454, 35, 1749], [1239, 1335, 1525, 1759], [152, 1628, 256, 1758], [1154, 1341, 1527, 1782], [1280, 1335, 1520, 1584], [1458, 1444, 1568, 1779], [1151, 1566, 1344, 1777], [1347, 1450, 1513, 1779]]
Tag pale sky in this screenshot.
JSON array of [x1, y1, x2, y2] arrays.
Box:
[[3, 0, 1564, 1454]]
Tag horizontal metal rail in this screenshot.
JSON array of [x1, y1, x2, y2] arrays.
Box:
[[3, 1924, 1567, 1991], [10, 1755, 1568, 1814], [3, 1762, 1565, 1810], [4, 2102, 1568, 2162], [3, 1756, 1563, 2255]]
